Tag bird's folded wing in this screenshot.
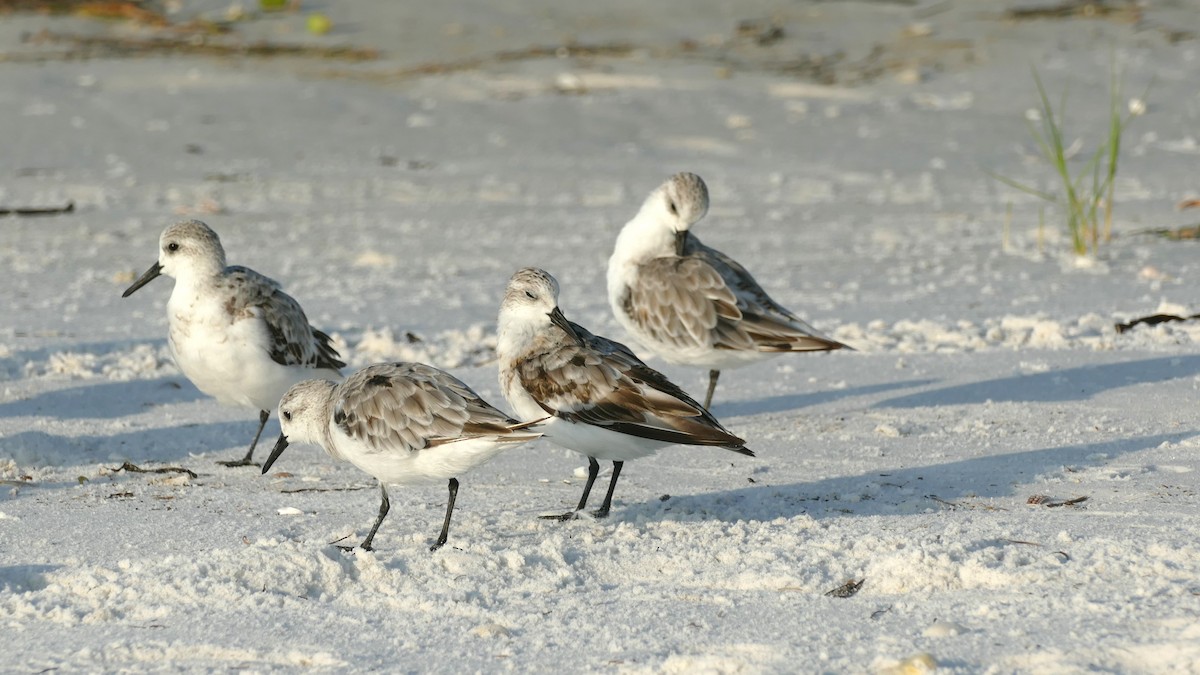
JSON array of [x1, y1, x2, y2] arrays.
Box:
[[335, 363, 528, 455], [626, 256, 742, 351], [692, 246, 846, 352], [226, 266, 346, 370], [518, 327, 745, 449]]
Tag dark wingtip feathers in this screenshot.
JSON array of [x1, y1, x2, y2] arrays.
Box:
[[312, 328, 347, 371], [731, 445, 754, 458]]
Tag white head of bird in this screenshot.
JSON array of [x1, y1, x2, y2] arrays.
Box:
[[122, 220, 227, 297], [263, 379, 338, 471], [619, 172, 710, 259], [497, 267, 577, 351], [278, 379, 337, 447]]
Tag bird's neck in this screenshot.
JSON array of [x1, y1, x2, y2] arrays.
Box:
[[168, 267, 219, 303], [496, 315, 543, 361], [612, 214, 676, 266]]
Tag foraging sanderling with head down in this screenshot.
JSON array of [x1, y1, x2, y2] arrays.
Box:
[[608, 172, 850, 409], [122, 219, 345, 467], [262, 362, 542, 551], [496, 267, 752, 521]]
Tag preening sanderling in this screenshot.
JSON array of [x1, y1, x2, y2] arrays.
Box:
[[608, 172, 849, 408]]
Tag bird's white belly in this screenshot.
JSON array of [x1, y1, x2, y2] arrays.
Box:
[[169, 310, 329, 412], [538, 416, 668, 462], [330, 432, 512, 486], [656, 341, 775, 370]]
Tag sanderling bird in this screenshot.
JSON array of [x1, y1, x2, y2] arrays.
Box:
[[608, 172, 850, 408], [262, 362, 542, 551], [497, 267, 752, 521], [122, 219, 345, 467]]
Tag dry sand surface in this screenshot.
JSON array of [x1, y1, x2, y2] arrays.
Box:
[[3, 1, 1200, 672]]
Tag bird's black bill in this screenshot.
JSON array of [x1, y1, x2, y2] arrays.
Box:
[[548, 307, 581, 342], [260, 434, 289, 474], [122, 262, 163, 297], [674, 230, 688, 256]]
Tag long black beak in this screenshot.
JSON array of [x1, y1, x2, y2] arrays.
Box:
[[548, 307, 582, 343], [122, 262, 163, 298], [674, 230, 688, 256], [261, 433, 289, 474]]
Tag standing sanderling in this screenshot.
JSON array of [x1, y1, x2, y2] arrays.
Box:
[[608, 172, 850, 409], [497, 267, 752, 521], [262, 362, 542, 551], [122, 219, 345, 467]]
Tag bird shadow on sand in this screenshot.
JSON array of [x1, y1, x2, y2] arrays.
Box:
[[0, 337, 170, 376], [712, 378, 937, 418], [1, 420, 270, 477], [0, 564, 60, 593], [873, 355, 1200, 408], [620, 431, 1192, 524], [0, 377, 203, 419]]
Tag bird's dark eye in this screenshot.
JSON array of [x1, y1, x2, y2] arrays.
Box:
[[167, 242, 179, 253], [282, 411, 292, 421], [524, 291, 537, 300], [668, 201, 678, 216]]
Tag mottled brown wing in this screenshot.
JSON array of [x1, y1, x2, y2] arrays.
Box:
[[518, 322, 750, 453], [334, 363, 532, 455], [626, 257, 749, 352], [689, 243, 848, 353], [224, 266, 346, 371]]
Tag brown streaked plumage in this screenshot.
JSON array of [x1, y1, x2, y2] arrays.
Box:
[[497, 267, 752, 521], [331, 362, 538, 458], [512, 316, 748, 450]]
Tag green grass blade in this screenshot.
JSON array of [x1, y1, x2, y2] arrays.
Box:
[[985, 169, 1058, 203]]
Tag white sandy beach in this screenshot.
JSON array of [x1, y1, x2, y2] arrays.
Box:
[[3, 1, 1200, 672]]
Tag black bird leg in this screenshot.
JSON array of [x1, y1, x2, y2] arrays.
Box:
[[542, 456, 600, 521], [703, 369, 721, 409], [591, 461, 624, 519], [354, 483, 391, 552], [219, 409, 270, 467], [431, 478, 459, 551]]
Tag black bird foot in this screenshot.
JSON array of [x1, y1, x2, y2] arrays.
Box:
[[540, 511, 582, 521], [217, 458, 261, 468], [336, 543, 373, 553], [589, 507, 611, 519]]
